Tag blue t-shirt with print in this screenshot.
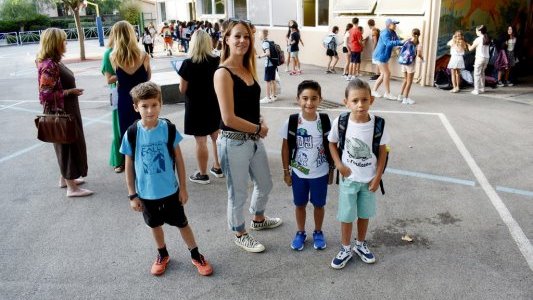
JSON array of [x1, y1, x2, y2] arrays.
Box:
[[120, 119, 183, 200]]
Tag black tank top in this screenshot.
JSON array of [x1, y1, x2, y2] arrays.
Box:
[[217, 66, 261, 132]]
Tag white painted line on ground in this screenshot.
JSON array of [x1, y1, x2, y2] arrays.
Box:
[[386, 168, 476, 186], [0, 111, 113, 165], [261, 106, 441, 116], [496, 186, 533, 198], [0, 101, 24, 111], [439, 113, 533, 272]]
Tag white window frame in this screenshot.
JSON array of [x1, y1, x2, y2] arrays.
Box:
[[332, 0, 376, 14], [301, 0, 329, 28], [199, 0, 225, 19], [374, 0, 425, 15]]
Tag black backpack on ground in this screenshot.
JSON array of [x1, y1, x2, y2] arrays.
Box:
[[434, 69, 452, 90], [126, 118, 177, 175], [287, 113, 333, 168], [336, 112, 388, 194]]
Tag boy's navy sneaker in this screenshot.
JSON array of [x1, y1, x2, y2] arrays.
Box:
[[189, 172, 210, 184], [209, 167, 224, 178], [331, 247, 352, 269], [353, 240, 376, 264], [313, 230, 326, 250], [291, 231, 307, 251]]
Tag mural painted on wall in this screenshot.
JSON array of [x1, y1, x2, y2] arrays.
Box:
[[437, 0, 531, 58]]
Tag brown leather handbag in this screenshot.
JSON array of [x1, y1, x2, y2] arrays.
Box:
[[34, 100, 78, 144]]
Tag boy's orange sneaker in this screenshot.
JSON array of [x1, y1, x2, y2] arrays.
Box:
[[151, 255, 170, 276], [191, 255, 213, 276]]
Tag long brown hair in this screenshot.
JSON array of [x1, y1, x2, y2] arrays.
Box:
[[36, 28, 67, 62], [220, 20, 257, 80], [411, 28, 420, 45]]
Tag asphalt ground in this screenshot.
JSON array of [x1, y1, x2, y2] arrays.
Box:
[[1, 40, 532, 299]]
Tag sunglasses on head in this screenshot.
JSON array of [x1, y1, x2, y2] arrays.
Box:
[[228, 18, 252, 25]]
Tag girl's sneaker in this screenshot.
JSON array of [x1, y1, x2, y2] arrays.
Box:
[[291, 231, 307, 251], [210, 167, 224, 178], [371, 90, 382, 98], [397, 94, 404, 102], [331, 247, 352, 269], [384, 93, 397, 101], [260, 96, 273, 104], [402, 98, 416, 105], [353, 240, 376, 264]]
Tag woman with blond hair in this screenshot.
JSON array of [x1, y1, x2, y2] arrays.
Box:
[[37, 28, 93, 197], [110, 20, 151, 140], [214, 20, 282, 253], [178, 30, 222, 184]]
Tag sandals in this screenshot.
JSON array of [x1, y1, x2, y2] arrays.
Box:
[[59, 177, 85, 188]]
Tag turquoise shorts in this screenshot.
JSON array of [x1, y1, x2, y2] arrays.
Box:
[[337, 178, 376, 222]]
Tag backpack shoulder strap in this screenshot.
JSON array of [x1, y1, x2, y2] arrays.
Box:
[[337, 112, 350, 158], [162, 118, 177, 168], [126, 120, 140, 176], [373, 115, 387, 194], [319, 113, 332, 165], [287, 113, 299, 161]]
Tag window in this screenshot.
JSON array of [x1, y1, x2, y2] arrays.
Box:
[[272, 0, 297, 26], [202, 0, 224, 15], [234, 0, 247, 20], [333, 0, 376, 14], [375, 0, 425, 15], [303, 0, 329, 27], [248, 0, 270, 26], [159, 2, 166, 22]]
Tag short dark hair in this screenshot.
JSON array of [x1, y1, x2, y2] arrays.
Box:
[[297, 80, 322, 98], [345, 78, 371, 98], [368, 19, 375, 27], [352, 17, 359, 25], [332, 26, 339, 33], [130, 81, 162, 105]]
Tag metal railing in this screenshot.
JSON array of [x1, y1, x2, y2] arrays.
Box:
[[0, 25, 140, 46]]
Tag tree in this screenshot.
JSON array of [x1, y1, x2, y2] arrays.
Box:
[[119, 0, 140, 25], [58, 0, 86, 60], [0, 0, 39, 31]]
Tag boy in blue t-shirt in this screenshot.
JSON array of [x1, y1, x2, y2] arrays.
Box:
[[120, 81, 213, 277]]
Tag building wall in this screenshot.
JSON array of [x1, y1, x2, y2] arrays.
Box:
[[156, 0, 192, 25]]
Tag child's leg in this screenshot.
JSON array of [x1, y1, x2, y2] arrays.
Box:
[[269, 80, 276, 97], [151, 226, 166, 249], [194, 136, 208, 175], [326, 56, 332, 71], [349, 62, 355, 76], [400, 72, 408, 96], [332, 55, 339, 70], [343, 53, 350, 75], [455, 70, 461, 90], [209, 131, 221, 169], [356, 218, 369, 241], [381, 63, 392, 94], [373, 63, 385, 91], [178, 224, 198, 250], [265, 80, 271, 98], [451, 69, 457, 89], [341, 222, 353, 246], [404, 72, 415, 97], [295, 206, 306, 231], [314, 206, 324, 231], [355, 62, 360, 75]]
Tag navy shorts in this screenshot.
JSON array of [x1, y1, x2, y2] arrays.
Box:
[[291, 172, 329, 207], [264, 65, 276, 81], [350, 51, 361, 63], [141, 190, 188, 228]]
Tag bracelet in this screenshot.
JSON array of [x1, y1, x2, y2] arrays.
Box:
[[128, 193, 138, 200], [254, 124, 261, 135]]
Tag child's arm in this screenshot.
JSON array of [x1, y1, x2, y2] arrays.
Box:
[[125, 155, 142, 212], [369, 144, 387, 192], [329, 142, 351, 177], [174, 145, 188, 205], [281, 139, 292, 186]]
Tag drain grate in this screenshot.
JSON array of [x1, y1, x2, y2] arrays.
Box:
[[319, 100, 342, 109]]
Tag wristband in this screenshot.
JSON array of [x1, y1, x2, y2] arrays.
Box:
[[128, 193, 138, 200]]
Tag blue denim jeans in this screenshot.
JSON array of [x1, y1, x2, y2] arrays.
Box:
[[218, 136, 273, 232]]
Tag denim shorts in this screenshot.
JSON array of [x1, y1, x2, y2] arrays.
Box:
[[290, 51, 299, 58], [337, 178, 376, 222], [291, 172, 328, 207]]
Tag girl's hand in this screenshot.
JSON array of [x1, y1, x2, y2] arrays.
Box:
[[68, 88, 84, 96], [283, 173, 292, 186], [338, 164, 351, 178], [179, 189, 188, 205], [130, 198, 143, 212]]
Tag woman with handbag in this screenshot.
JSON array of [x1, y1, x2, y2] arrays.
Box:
[[37, 28, 93, 197], [110, 21, 151, 142]]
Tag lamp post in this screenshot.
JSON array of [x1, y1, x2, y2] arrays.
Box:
[[83, 0, 104, 47]]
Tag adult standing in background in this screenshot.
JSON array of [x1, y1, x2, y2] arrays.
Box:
[[178, 30, 223, 184], [214, 20, 282, 253], [111, 21, 151, 141], [101, 28, 124, 173], [37, 28, 93, 197], [371, 18, 404, 100]]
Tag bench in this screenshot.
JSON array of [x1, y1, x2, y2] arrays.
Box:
[[150, 71, 186, 104]]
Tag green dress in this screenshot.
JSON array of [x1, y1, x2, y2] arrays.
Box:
[[101, 48, 124, 168]]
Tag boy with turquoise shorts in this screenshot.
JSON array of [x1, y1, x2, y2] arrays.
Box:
[[327, 79, 390, 269]]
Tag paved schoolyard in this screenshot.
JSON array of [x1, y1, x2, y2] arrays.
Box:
[[0, 40, 532, 299]]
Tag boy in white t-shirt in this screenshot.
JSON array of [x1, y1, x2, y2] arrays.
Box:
[[328, 79, 390, 269], [280, 80, 332, 251]]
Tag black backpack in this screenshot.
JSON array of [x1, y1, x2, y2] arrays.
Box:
[[265, 40, 284, 67], [126, 118, 177, 174], [336, 112, 388, 194], [287, 113, 333, 168]]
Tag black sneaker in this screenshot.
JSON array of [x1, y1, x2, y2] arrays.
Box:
[[210, 167, 224, 178], [369, 74, 379, 80], [189, 172, 210, 184]]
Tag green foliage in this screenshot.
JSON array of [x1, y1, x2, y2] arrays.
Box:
[[0, 0, 39, 21], [119, 0, 140, 25], [0, 20, 19, 32]]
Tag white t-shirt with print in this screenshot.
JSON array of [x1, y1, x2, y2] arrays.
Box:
[[328, 114, 390, 183], [279, 112, 330, 179]]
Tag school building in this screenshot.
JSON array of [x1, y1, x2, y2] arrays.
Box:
[[154, 0, 532, 86]]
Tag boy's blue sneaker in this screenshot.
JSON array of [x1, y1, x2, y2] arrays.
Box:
[[291, 231, 307, 251], [313, 230, 326, 250], [330, 247, 352, 269], [353, 240, 376, 264]]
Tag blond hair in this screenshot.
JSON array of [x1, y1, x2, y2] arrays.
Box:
[[220, 20, 257, 80], [36, 28, 67, 62], [130, 81, 161, 105], [188, 30, 215, 63], [110, 21, 142, 69]]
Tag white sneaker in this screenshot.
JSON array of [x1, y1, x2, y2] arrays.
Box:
[[479, 88, 485, 93], [371, 90, 382, 98], [234, 233, 265, 253], [402, 98, 415, 105], [384, 93, 397, 100], [471, 90, 480, 95], [250, 216, 283, 230], [397, 95, 404, 102], [260, 96, 273, 104], [345, 75, 352, 81], [270, 95, 278, 102]]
